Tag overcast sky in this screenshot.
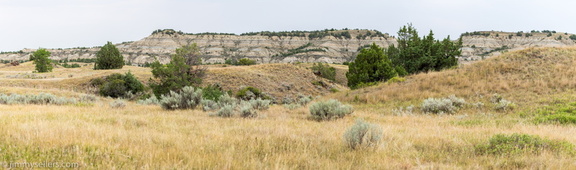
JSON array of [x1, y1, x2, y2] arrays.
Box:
[[1, 0, 575, 52]]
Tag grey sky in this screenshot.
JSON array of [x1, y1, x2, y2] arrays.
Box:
[[1, 0, 575, 52]]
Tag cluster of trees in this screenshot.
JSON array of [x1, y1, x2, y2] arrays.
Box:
[[28, 41, 124, 73], [347, 24, 462, 89], [241, 29, 377, 39], [355, 31, 388, 40], [461, 31, 491, 37]]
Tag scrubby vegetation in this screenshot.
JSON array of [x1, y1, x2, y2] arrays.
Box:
[[311, 63, 336, 81], [0, 93, 87, 105], [90, 72, 145, 99], [420, 95, 466, 114], [533, 102, 576, 125], [344, 119, 382, 150], [309, 99, 353, 121], [235, 86, 267, 100], [159, 86, 203, 110], [475, 134, 575, 155]]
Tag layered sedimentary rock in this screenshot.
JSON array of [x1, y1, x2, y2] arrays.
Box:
[[1, 30, 575, 64]]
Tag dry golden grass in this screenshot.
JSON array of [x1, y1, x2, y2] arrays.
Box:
[[1, 102, 576, 169], [332, 47, 576, 112], [0, 62, 343, 99], [1, 47, 576, 169], [203, 64, 346, 99]]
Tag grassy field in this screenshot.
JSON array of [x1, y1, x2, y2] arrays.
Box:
[[1, 47, 576, 169]]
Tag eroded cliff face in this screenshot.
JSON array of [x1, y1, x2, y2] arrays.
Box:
[[0, 30, 396, 65], [2, 30, 575, 64], [459, 31, 576, 62]]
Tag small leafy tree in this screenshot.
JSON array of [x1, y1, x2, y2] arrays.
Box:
[[150, 43, 206, 97], [31, 49, 53, 73], [346, 43, 397, 89], [94, 41, 124, 70]]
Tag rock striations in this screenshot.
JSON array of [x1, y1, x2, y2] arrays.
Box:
[[1, 30, 575, 65]]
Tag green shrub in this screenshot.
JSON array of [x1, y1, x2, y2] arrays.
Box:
[[237, 58, 257, 65], [99, 79, 127, 98], [225, 58, 238, 65], [159, 86, 203, 110], [420, 95, 466, 114], [93, 72, 145, 99], [475, 133, 575, 155], [236, 86, 263, 100], [534, 102, 576, 125], [311, 63, 336, 81], [202, 84, 226, 102], [309, 99, 354, 121], [344, 119, 383, 150]]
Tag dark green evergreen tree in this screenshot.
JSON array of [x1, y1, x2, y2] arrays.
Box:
[[388, 24, 461, 74], [346, 43, 397, 89], [94, 41, 124, 70], [31, 48, 53, 73]]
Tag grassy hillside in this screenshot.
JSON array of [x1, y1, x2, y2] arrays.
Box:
[[0, 63, 344, 99], [334, 47, 576, 111], [1, 47, 576, 169]]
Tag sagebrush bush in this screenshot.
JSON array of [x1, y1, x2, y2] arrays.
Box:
[[160, 86, 202, 110], [309, 99, 354, 121], [475, 133, 575, 155], [80, 94, 98, 103], [0, 93, 79, 105], [392, 105, 414, 116], [109, 99, 127, 108], [240, 102, 258, 118], [213, 104, 236, 117], [421, 95, 466, 114], [249, 98, 271, 110], [137, 95, 160, 105], [494, 99, 514, 111], [344, 119, 383, 150], [201, 99, 219, 111]]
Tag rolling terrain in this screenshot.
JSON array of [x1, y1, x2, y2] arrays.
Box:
[[0, 47, 575, 168]]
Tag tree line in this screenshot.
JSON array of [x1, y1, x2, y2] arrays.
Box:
[[347, 24, 462, 89]]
